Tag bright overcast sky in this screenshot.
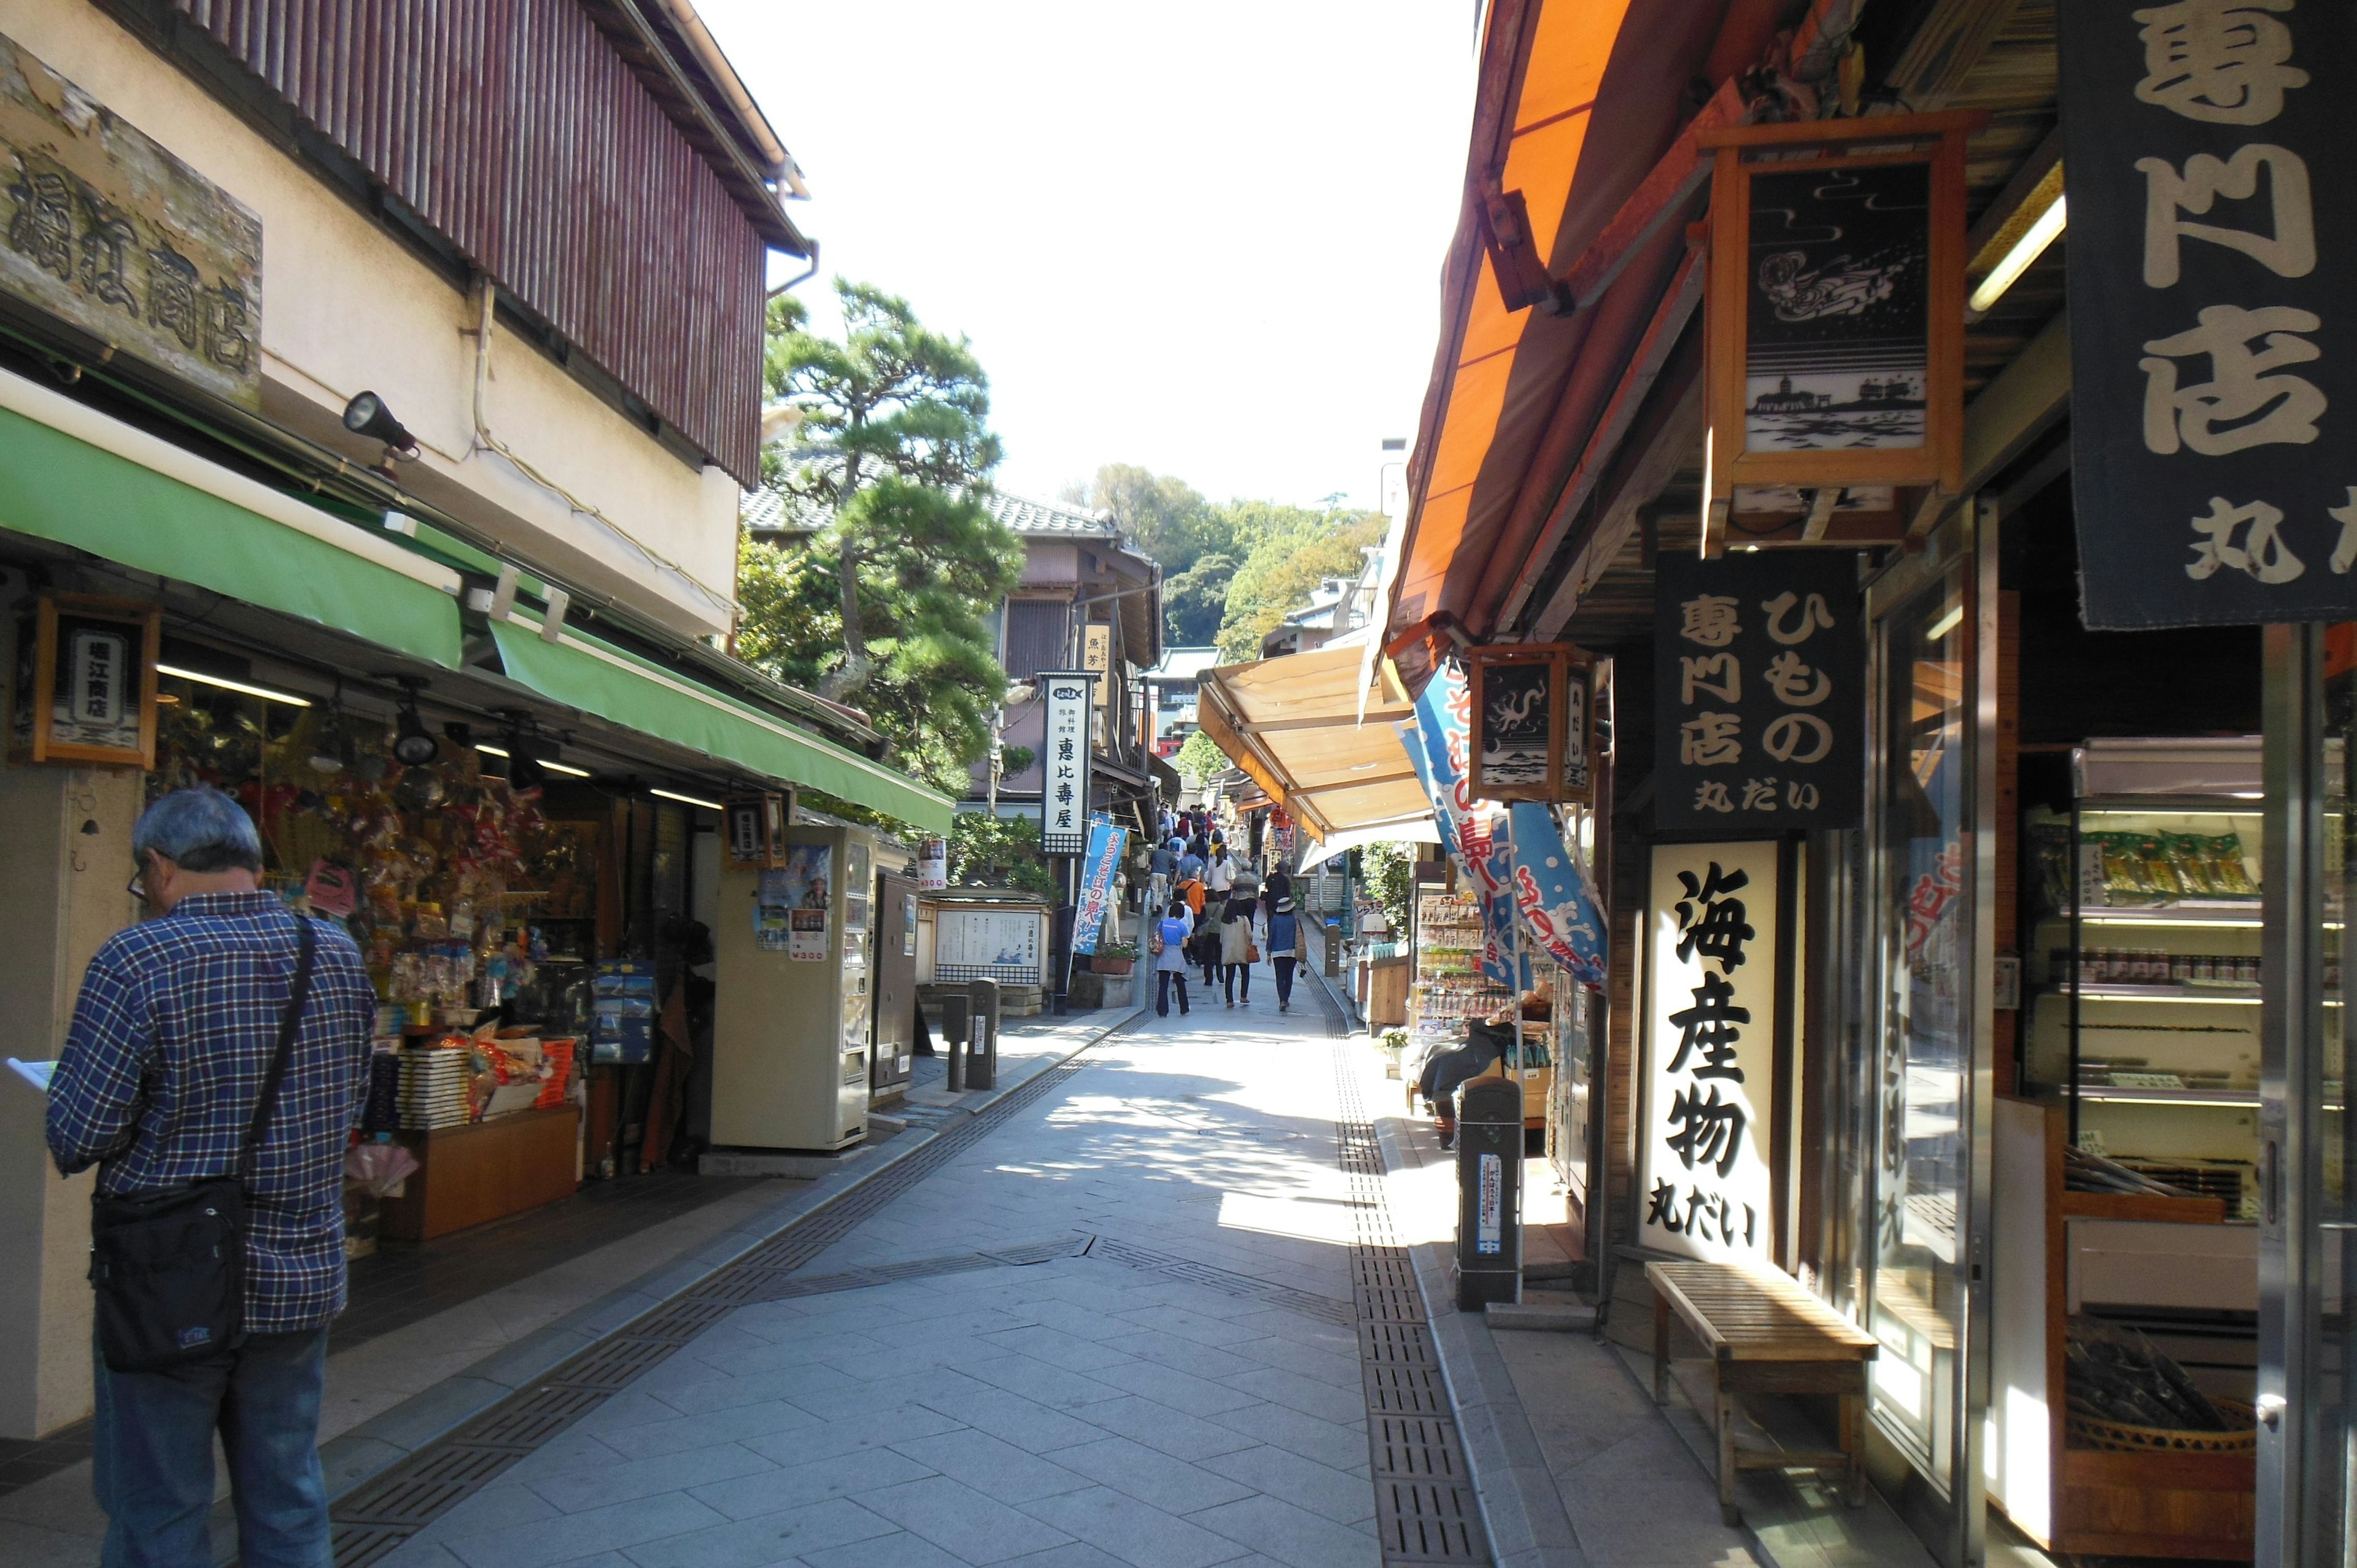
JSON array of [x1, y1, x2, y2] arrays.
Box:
[[699, 2, 1479, 513]]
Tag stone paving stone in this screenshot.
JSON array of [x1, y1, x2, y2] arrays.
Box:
[[913, 1386, 1107, 1454], [991, 1543, 1139, 1568], [743, 1405, 966, 1467], [1093, 1329, 1266, 1384], [1083, 1359, 1260, 1418], [1213, 1367, 1363, 1428], [856, 1474, 1077, 1564], [978, 1324, 1141, 1373], [687, 1447, 937, 1521], [799, 1531, 977, 1568], [1200, 1405, 1367, 1475], [888, 1429, 1096, 1505], [791, 1368, 996, 1423], [1017, 1486, 1254, 1568], [1197, 1448, 1374, 1527], [1062, 1397, 1260, 1463], [1186, 1495, 1378, 1568], [618, 1496, 897, 1568], [596, 1396, 825, 1459], [524, 1440, 775, 1513], [651, 1361, 863, 1416], [958, 1352, 1130, 1411], [444, 1490, 727, 1568], [1040, 1436, 1255, 1515], [1112, 1307, 1275, 1348]]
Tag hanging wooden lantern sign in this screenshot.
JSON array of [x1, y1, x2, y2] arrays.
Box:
[[1696, 110, 1983, 554], [723, 790, 792, 868], [9, 592, 161, 769], [1466, 643, 1593, 805]]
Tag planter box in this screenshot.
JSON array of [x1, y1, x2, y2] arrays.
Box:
[[1089, 956, 1135, 975]]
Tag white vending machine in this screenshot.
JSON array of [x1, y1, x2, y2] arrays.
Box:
[[711, 823, 874, 1151]]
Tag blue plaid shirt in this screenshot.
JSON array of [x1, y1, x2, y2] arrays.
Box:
[[49, 892, 377, 1334]]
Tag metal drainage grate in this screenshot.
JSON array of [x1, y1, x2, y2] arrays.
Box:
[[1333, 1041, 1490, 1567], [314, 1036, 1118, 1566]]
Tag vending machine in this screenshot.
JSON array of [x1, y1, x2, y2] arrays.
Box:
[[710, 823, 874, 1151]]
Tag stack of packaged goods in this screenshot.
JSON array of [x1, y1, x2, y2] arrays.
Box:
[[395, 1045, 470, 1130], [535, 1038, 578, 1109]]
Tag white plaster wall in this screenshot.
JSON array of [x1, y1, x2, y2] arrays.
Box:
[[0, 5, 745, 639], [0, 762, 142, 1439]]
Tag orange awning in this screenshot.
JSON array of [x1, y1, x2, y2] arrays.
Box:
[[1385, 0, 1796, 678], [1196, 647, 1424, 843]]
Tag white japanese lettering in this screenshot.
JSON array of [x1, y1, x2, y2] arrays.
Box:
[[2186, 495, 2305, 582], [2138, 144, 2314, 286], [2140, 304, 2326, 454], [2134, 0, 2308, 125]]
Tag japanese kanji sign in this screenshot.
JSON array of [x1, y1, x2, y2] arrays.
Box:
[[1638, 839, 1782, 1262], [2062, 0, 2356, 626], [1038, 671, 1095, 854], [0, 33, 263, 409], [1653, 552, 1862, 832], [1070, 819, 1126, 955]]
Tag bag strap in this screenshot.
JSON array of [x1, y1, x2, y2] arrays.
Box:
[[238, 916, 317, 1185]]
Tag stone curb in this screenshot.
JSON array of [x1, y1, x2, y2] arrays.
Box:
[[314, 998, 1148, 1504]]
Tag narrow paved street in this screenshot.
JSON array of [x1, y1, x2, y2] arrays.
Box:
[[384, 969, 1398, 1568]]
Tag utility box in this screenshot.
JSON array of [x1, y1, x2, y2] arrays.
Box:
[[1454, 1078, 1523, 1310], [711, 823, 876, 1152]]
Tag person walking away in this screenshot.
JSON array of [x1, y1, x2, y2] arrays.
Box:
[[1263, 890, 1306, 1013], [47, 787, 376, 1568], [1153, 899, 1193, 1017], [1218, 882, 1258, 1006], [1207, 841, 1235, 898], [1193, 898, 1222, 989], [1175, 838, 1206, 889], [1147, 835, 1176, 916]]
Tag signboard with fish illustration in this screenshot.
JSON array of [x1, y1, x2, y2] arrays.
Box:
[[1695, 112, 1980, 553], [1465, 643, 1588, 805]]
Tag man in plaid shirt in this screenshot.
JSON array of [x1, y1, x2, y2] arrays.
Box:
[[49, 787, 374, 1568]]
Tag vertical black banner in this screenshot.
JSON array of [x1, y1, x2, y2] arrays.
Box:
[[2062, 0, 2357, 627], [1654, 552, 1864, 832]]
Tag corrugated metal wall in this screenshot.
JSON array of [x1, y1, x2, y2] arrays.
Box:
[[171, 0, 767, 483]]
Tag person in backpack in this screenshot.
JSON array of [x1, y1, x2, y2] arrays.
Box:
[[1153, 898, 1193, 1017], [47, 788, 376, 1568], [1218, 881, 1258, 1006], [1261, 889, 1306, 1012]]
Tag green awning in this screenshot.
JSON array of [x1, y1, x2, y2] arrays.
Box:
[[490, 616, 955, 833], [0, 404, 464, 668]]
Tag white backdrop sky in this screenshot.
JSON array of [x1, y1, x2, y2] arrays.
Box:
[[698, 2, 1479, 512]]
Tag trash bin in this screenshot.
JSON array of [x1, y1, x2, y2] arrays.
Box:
[[966, 978, 1000, 1091], [939, 994, 970, 1093], [1454, 1078, 1522, 1310]]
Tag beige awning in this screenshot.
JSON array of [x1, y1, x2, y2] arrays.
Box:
[[1196, 646, 1425, 843]]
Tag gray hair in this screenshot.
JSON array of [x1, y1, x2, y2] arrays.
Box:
[[134, 786, 263, 873]]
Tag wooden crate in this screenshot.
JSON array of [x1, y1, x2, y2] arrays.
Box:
[[379, 1106, 581, 1242]]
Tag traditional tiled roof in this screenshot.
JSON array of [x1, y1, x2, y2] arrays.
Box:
[[740, 481, 1119, 543], [1145, 646, 1223, 682], [980, 492, 1121, 538]]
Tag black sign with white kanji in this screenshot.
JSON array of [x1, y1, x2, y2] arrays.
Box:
[[1653, 551, 1863, 832], [2062, 1, 2357, 627]]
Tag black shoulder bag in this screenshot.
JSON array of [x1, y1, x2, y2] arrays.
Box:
[[90, 917, 316, 1373]]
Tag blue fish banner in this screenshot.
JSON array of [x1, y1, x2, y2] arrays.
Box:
[[1398, 702, 1527, 993], [1505, 801, 1606, 989]]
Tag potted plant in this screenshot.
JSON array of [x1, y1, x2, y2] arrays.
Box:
[[1091, 940, 1138, 975]]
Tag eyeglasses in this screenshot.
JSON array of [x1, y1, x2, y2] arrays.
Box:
[[127, 868, 148, 902]]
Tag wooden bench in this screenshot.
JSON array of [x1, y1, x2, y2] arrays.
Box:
[[1646, 1259, 1881, 1524]]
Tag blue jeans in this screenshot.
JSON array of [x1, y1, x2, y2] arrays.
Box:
[[94, 1326, 332, 1568], [1156, 969, 1190, 1015]]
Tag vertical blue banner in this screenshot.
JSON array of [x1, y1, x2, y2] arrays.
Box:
[[1506, 801, 1606, 988], [1070, 819, 1128, 955]]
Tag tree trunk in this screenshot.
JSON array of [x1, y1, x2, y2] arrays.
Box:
[[819, 449, 870, 701]]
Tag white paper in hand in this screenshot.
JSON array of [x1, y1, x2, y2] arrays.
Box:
[[7, 1058, 57, 1092]]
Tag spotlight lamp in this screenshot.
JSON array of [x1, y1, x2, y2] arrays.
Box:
[[498, 711, 548, 791], [343, 390, 420, 460], [390, 676, 439, 767]]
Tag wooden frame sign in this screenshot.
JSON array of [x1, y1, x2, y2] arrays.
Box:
[[10, 592, 161, 768], [1696, 111, 1983, 555], [1467, 643, 1589, 805], [723, 791, 792, 868]]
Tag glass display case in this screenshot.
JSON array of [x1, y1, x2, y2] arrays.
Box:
[[2024, 744, 2269, 1217], [1407, 884, 1506, 1056]]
